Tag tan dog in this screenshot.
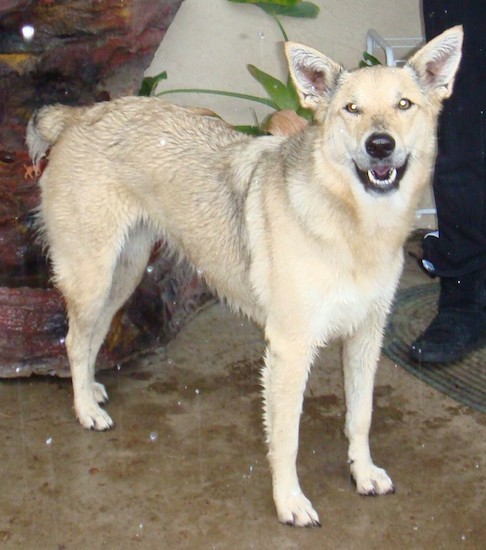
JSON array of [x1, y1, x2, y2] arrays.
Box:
[[27, 27, 462, 526]]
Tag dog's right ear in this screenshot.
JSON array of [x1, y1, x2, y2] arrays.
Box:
[[406, 25, 463, 100], [285, 42, 344, 111]]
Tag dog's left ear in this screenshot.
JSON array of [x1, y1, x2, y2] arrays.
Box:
[[285, 42, 344, 111], [407, 25, 463, 100]]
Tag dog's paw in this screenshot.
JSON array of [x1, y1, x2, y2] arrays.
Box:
[[351, 463, 395, 496], [75, 398, 114, 431], [92, 382, 109, 404], [275, 490, 321, 527]]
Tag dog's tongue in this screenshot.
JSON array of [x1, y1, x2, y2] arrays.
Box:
[[372, 166, 391, 179]]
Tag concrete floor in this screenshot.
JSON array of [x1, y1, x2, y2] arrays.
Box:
[[1, 255, 485, 549]]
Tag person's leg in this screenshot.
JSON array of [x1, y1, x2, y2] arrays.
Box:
[[410, 1, 486, 363]]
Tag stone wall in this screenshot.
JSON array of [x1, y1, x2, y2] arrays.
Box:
[[0, 0, 213, 377]]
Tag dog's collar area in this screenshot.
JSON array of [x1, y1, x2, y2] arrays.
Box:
[[354, 157, 409, 195]]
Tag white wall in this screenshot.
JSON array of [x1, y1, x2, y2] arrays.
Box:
[[146, 0, 435, 226], [147, 0, 424, 123]]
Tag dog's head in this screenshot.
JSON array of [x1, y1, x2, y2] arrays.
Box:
[[285, 26, 463, 197]]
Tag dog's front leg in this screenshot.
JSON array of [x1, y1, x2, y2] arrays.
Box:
[[342, 316, 395, 496], [262, 329, 320, 527]]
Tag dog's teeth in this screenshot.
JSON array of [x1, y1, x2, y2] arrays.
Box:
[[367, 168, 397, 186]]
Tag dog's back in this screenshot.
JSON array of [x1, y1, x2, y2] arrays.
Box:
[[28, 98, 288, 320]]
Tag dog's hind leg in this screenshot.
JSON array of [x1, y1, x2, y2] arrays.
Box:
[[62, 224, 153, 430], [66, 300, 114, 431], [262, 326, 321, 527], [342, 313, 395, 496]]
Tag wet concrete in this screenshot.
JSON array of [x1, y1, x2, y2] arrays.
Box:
[[0, 256, 485, 549]]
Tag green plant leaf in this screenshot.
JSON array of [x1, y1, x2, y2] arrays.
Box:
[[228, 0, 319, 18], [360, 51, 382, 67], [247, 65, 298, 110], [259, 2, 320, 18], [286, 74, 300, 105], [284, 74, 313, 120], [233, 124, 268, 135], [155, 87, 278, 110], [228, 0, 299, 6], [138, 71, 167, 96]]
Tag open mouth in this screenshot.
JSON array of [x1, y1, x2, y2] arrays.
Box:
[[355, 157, 409, 194]]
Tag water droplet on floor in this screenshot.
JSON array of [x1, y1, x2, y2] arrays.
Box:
[[135, 522, 144, 538], [146, 265, 154, 274], [243, 464, 254, 480]]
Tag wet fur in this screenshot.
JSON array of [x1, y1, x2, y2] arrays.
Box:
[[26, 27, 463, 526]]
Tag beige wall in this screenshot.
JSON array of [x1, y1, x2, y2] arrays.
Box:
[[146, 0, 436, 227]]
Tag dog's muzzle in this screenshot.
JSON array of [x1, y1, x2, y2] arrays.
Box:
[[354, 133, 408, 194]]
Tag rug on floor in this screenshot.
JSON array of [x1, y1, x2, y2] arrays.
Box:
[[383, 284, 486, 413]]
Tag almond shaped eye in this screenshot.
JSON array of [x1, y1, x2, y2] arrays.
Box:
[[398, 98, 412, 110], [345, 102, 359, 114]]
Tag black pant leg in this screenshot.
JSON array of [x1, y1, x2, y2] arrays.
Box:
[[421, 0, 486, 277]]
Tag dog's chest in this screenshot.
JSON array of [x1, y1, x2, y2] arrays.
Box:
[[308, 280, 383, 342], [293, 243, 401, 344]]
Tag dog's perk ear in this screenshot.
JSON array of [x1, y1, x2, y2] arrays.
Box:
[[285, 42, 344, 111], [407, 25, 463, 100]]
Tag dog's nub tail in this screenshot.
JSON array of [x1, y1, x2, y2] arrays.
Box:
[[26, 104, 88, 165]]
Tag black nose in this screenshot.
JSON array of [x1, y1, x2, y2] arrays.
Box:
[[365, 133, 395, 159]]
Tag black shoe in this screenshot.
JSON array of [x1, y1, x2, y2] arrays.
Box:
[[410, 308, 486, 363], [410, 270, 486, 364]]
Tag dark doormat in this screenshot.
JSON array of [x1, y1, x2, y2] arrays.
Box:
[[383, 284, 486, 413]]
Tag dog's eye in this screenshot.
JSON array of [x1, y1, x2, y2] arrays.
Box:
[[398, 98, 413, 110], [345, 103, 360, 114]]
